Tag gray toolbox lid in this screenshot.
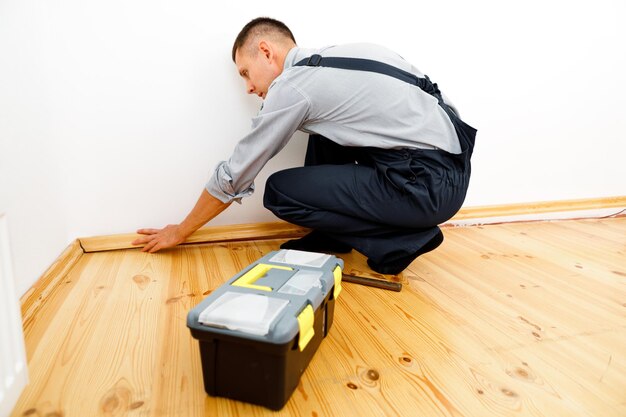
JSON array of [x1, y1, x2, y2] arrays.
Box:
[[187, 250, 343, 347]]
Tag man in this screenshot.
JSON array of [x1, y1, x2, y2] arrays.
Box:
[[132, 17, 476, 275]]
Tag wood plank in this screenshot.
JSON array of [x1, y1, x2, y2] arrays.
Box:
[[404, 220, 625, 353], [494, 328, 626, 416], [12, 217, 626, 417], [79, 221, 309, 253]]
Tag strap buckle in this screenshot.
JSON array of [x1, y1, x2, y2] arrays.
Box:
[[306, 54, 323, 67]]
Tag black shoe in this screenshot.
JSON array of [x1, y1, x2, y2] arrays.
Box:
[[280, 231, 352, 253], [367, 230, 444, 275]]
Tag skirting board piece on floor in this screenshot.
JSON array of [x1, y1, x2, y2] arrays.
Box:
[[20, 240, 84, 325], [447, 206, 625, 227], [79, 221, 310, 253], [448, 195, 626, 222]]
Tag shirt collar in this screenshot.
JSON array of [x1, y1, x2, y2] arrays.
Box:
[[283, 47, 320, 70]]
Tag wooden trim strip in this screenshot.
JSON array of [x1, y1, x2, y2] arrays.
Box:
[[78, 196, 626, 253], [451, 195, 626, 220], [20, 239, 84, 324], [79, 221, 310, 253]]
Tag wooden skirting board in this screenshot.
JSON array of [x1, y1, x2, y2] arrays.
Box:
[[19, 240, 84, 330], [448, 195, 626, 220], [79, 195, 626, 253], [79, 221, 311, 253]]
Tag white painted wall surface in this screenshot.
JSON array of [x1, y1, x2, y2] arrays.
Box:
[[1, 0, 625, 296], [0, 213, 29, 416]]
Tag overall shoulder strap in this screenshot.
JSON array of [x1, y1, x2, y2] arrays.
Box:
[[294, 54, 443, 101], [295, 54, 421, 86]]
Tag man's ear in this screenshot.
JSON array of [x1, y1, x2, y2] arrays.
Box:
[[258, 40, 273, 60]]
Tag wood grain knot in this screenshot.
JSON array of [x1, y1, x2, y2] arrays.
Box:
[[500, 387, 518, 397], [346, 382, 358, 390], [518, 316, 542, 331], [166, 293, 196, 304], [102, 395, 120, 412], [297, 383, 309, 401], [366, 369, 380, 381], [100, 386, 131, 414], [507, 364, 536, 382], [166, 296, 182, 304], [129, 401, 144, 410], [400, 356, 412, 364], [132, 274, 151, 290], [476, 389, 484, 395], [22, 409, 37, 416]]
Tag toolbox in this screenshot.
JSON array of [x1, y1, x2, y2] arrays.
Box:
[[187, 249, 343, 410]]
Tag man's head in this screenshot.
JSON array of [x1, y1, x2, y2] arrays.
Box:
[[232, 17, 297, 99]]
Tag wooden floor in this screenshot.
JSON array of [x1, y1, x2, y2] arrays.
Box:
[[12, 217, 626, 417]]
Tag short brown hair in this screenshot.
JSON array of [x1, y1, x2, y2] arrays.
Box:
[[232, 17, 296, 62]]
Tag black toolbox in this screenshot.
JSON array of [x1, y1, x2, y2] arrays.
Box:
[[187, 249, 343, 410]]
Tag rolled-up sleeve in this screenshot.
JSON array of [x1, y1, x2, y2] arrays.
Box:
[[206, 81, 310, 204], [206, 161, 255, 203]]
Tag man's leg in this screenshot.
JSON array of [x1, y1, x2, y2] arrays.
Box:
[[264, 162, 458, 274], [265, 135, 469, 274], [279, 134, 360, 253]]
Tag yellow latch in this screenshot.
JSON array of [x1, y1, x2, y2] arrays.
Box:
[[231, 263, 292, 292], [333, 265, 342, 299], [296, 304, 315, 351]]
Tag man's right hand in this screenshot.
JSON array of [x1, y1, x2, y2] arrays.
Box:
[[131, 188, 231, 253], [132, 224, 188, 253]]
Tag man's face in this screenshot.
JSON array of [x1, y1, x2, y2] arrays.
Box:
[[235, 41, 282, 100]]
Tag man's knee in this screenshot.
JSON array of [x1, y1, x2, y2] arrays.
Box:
[[263, 170, 292, 212]]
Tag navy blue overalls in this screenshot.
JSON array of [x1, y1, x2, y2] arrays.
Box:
[[263, 54, 477, 273]]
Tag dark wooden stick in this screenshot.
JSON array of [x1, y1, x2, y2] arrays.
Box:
[[342, 274, 403, 292]]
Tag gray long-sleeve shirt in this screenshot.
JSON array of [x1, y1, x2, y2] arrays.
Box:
[[206, 43, 460, 203]]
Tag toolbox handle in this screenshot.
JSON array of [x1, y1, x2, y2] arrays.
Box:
[[231, 263, 292, 292]]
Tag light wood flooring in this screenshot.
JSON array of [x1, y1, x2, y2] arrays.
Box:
[[12, 217, 626, 417]]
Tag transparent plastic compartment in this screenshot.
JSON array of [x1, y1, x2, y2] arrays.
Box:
[[269, 249, 331, 268], [278, 270, 323, 296], [198, 291, 289, 336]]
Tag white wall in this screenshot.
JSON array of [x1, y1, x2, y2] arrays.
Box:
[[1, 0, 625, 296]]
